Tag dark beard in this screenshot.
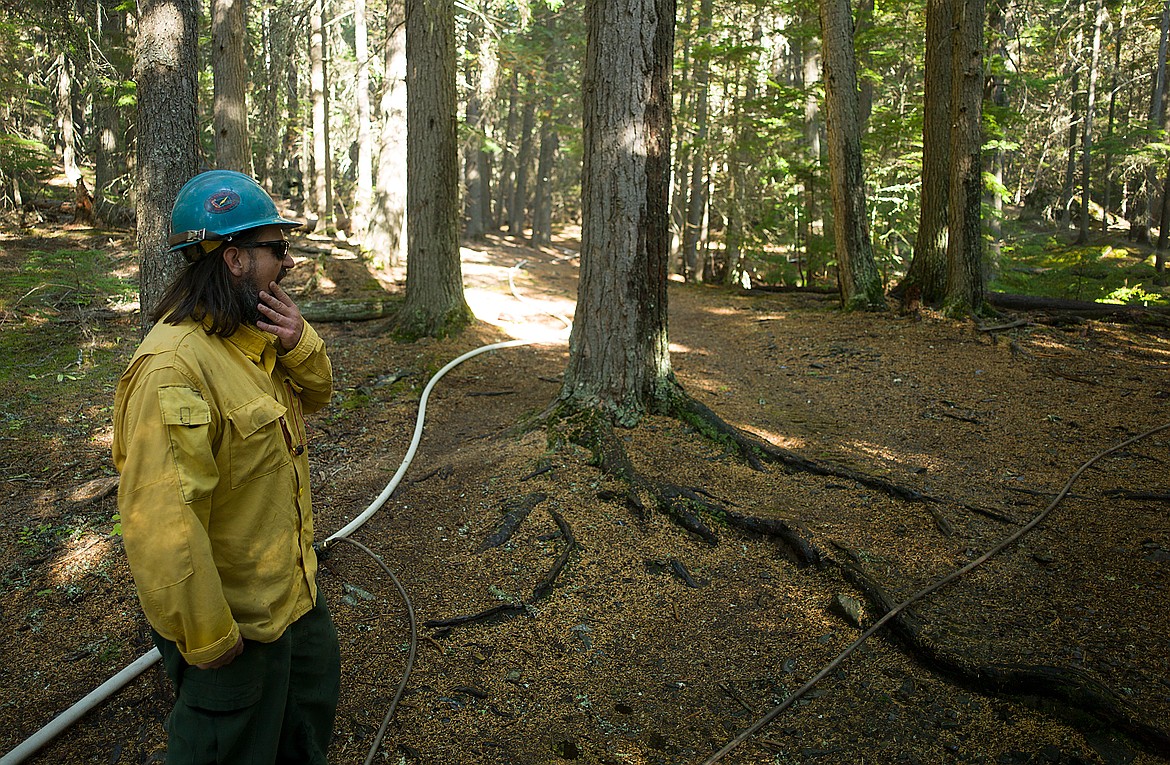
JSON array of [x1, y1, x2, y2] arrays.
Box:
[[235, 277, 263, 326], [234, 265, 288, 327]]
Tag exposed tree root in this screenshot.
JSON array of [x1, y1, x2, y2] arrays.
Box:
[[670, 394, 956, 535], [835, 552, 1170, 754], [530, 397, 1165, 754], [424, 508, 577, 634], [477, 492, 547, 552]]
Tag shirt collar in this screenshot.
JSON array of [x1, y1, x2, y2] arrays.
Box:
[[227, 323, 278, 373]]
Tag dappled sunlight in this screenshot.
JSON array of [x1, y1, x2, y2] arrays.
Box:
[[461, 246, 576, 344], [739, 425, 808, 451], [668, 341, 695, 354], [845, 439, 940, 472], [47, 532, 117, 588]]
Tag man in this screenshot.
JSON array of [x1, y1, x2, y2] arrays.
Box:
[[113, 170, 339, 764]]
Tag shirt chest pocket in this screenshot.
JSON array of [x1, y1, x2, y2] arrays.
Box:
[[225, 395, 289, 489]]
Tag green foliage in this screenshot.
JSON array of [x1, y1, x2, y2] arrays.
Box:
[[0, 248, 136, 384], [0, 134, 54, 184], [989, 235, 1169, 306]]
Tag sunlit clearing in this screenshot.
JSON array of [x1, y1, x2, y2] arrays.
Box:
[[461, 248, 575, 344], [49, 534, 116, 587]]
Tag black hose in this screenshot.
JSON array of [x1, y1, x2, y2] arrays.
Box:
[[328, 535, 419, 765], [702, 421, 1170, 764]]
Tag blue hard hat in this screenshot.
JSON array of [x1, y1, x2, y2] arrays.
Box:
[[168, 170, 301, 255]]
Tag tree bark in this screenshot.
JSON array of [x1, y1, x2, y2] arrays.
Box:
[[508, 77, 537, 236], [899, 0, 951, 307], [93, 5, 133, 227], [1142, 0, 1170, 250], [800, 34, 822, 285], [669, 0, 695, 268], [562, 0, 676, 425], [681, 0, 712, 282], [309, 0, 331, 231], [943, 0, 986, 316], [820, 0, 885, 311], [400, 0, 471, 338], [531, 105, 559, 246], [497, 72, 520, 230], [1076, 0, 1105, 244], [211, 0, 251, 173], [1060, 0, 1086, 233], [367, 0, 407, 269], [462, 6, 488, 240], [55, 53, 81, 184], [135, 0, 200, 330], [1101, 1, 1125, 233], [352, 0, 373, 239]]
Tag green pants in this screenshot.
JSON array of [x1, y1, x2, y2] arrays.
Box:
[[153, 594, 341, 765]]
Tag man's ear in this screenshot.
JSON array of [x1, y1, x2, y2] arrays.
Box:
[[221, 244, 248, 278]]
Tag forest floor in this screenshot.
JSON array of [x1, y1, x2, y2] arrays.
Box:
[[1, 224, 1169, 765]]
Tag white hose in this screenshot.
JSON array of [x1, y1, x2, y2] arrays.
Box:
[[3, 261, 570, 764], [324, 338, 538, 546], [0, 648, 161, 765]]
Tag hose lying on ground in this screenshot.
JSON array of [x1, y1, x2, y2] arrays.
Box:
[[701, 421, 1170, 765]]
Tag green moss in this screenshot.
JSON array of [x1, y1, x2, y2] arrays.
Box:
[[990, 237, 1167, 306], [392, 303, 474, 342]]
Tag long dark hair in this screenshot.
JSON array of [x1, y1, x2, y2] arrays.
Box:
[[150, 239, 254, 337]]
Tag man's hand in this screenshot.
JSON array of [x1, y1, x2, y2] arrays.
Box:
[[195, 635, 244, 670], [257, 281, 305, 352]]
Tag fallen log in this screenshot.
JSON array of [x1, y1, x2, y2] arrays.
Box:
[[299, 297, 388, 322]]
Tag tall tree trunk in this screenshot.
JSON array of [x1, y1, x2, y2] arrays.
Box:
[[800, 34, 822, 285], [531, 9, 561, 247], [400, 0, 471, 338], [282, 13, 302, 208], [310, 0, 331, 231], [508, 77, 537, 236], [1060, 0, 1086, 232], [353, 0, 373, 238], [462, 7, 487, 240], [563, 0, 675, 425], [1102, 0, 1124, 233], [681, 0, 712, 282], [531, 123, 558, 246], [943, 0, 986, 316], [854, 0, 875, 123], [212, 0, 251, 172], [367, 0, 407, 269], [899, 0, 952, 306], [94, 5, 133, 226], [135, 0, 200, 329], [1076, 0, 1105, 244], [985, 0, 1008, 271], [257, 9, 282, 191], [1158, 161, 1170, 256], [1142, 0, 1170, 249], [669, 0, 695, 269], [725, 20, 762, 288], [496, 72, 520, 230], [820, 0, 885, 311], [56, 53, 81, 184]]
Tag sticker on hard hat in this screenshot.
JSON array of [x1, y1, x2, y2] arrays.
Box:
[[205, 190, 241, 214]]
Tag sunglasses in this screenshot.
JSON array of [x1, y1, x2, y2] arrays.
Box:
[[243, 240, 292, 259]]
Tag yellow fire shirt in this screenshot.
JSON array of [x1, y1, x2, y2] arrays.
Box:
[[113, 318, 332, 666]]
